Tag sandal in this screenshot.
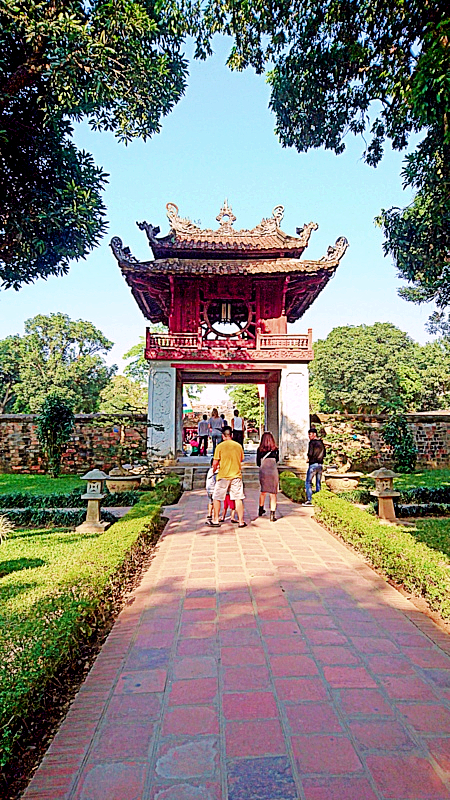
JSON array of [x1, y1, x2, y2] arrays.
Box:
[[238, 522, 247, 528], [206, 520, 221, 527]]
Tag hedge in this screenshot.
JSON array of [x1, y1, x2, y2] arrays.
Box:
[[312, 490, 450, 621], [0, 508, 119, 528], [0, 474, 181, 769], [0, 490, 141, 509], [279, 471, 306, 503]]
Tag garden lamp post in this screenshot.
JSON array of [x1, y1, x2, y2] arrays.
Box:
[[369, 468, 400, 522], [75, 469, 111, 533]]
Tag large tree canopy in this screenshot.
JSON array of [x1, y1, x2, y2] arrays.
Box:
[[0, 312, 116, 412], [197, 1, 449, 318], [0, 0, 189, 288], [310, 322, 450, 414]]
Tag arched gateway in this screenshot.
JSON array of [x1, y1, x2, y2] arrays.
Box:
[[111, 202, 348, 465]]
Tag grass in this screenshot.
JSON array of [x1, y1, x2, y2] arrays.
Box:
[[0, 474, 82, 495], [0, 474, 181, 769], [412, 518, 450, 560], [393, 468, 450, 490]]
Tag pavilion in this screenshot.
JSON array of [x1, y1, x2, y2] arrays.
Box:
[[111, 201, 348, 463]]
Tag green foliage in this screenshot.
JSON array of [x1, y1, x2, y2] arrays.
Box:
[[0, 0, 191, 286], [1, 313, 116, 413], [0, 490, 141, 509], [318, 416, 378, 471], [310, 324, 420, 414], [0, 475, 181, 768], [313, 491, 450, 621], [397, 503, 450, 518], [382, 413, 417, 473], [394, 468, 450, 491], [36, 395, 75, 478], [0, 508, 118, 527], [310, 325, 450, 413], [0, 336, 21, 413], [225, 384, 260, 424], [196, 3, 450, 316], [279, 471, 306, 503], [99, 375, 147, 413]]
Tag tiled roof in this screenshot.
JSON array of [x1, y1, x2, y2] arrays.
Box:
[[120, 257, 339, 276], [137, 202, 318, 257]]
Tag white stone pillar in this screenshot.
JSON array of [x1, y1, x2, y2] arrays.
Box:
[[265, 381, 279, 443], [280, 364, 309, 465], [148, 361, 176, 460]]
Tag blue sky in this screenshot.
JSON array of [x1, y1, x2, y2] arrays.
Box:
[[2, 37, 434, 373]]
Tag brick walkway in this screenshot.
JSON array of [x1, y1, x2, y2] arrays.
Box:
[[23, 490, 450, 800]]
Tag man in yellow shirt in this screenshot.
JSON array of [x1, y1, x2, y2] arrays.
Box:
[[208, 426, 246, 528]]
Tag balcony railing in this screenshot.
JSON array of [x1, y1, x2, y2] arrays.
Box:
[[146, 328, 313, 362]]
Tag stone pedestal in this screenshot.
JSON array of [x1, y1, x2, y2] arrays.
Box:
[[76, 495, 110, 533], [148, 361, 176, 459], [280, 365, 309, 465]]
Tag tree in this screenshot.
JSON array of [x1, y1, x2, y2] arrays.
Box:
[[197, 2, 450, 318], [99, 375, 147, 413], [382, 412, 417, 473], [11, 312, 116, 412], [309, 323, 421, 414], [124, 332, 204, 399], [0, 335, 21, 412], [36, 394, 75, 477], [225, 385, 260, 423], [0, 0, 190, 288]]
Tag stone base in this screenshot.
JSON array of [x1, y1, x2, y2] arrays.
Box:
[[378, 497, 397, 521], [75, 520, 111, 534]]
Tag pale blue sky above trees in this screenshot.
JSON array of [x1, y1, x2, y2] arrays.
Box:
[[3, 37, 434, 371]]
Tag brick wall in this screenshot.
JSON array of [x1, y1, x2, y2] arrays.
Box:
[[315, 412, 450, 469], [0, 414, 148, 474]]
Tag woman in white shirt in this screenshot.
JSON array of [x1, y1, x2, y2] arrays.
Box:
[[231, 409, 245, 447]]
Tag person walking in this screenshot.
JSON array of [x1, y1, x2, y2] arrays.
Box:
[[209, 408, 223, 453], [208, 426, 246, 528], [198, 414, 209, 456], [231, 409, 245, 446], [220, 413, 228, 429], [257, 431, 279, 522], [304, 427, 326, 506]]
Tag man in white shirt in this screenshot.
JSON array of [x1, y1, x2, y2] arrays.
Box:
[[198, 414, 209, 456]]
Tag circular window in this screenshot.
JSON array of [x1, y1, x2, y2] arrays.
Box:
[[205, 299, 250, 337]]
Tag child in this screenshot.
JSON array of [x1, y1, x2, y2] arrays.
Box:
[[190, 437, 200, 456], [205, 458, 216, 522], [220, 492, 237, 523]]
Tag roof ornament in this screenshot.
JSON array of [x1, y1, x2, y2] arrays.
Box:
[[320, 236, 349, 263], [137, 221, 160, 243], [110, 237, 139, 264], [272, 205, 284, 227], [216, 200, 237, 231], [296, 221, 319, 246], [166, 202, 203, 235]]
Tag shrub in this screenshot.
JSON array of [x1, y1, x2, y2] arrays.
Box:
[[0, 490, 140, 509], [382, 413, 417, 473], [0, 508, 118, 527], [313, 490, 450, 620], [0, 474, 181, 769], [279, 471, 306, 503], [36, 395, 75, 477]]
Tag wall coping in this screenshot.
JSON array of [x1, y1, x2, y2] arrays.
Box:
[[315, 412, 450, 424], [0, 413, 147, 423]]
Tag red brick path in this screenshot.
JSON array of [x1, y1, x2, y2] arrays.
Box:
[[23, 490, 450, 799]]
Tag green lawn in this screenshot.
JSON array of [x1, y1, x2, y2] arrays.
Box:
[[0, 473, 82, 495], [0, 475, 181, 767], [393, 468, 450, 490]]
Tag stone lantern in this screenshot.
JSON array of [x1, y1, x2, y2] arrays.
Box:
[[75, 469, 111, 533], [369, 468, 400, 522]]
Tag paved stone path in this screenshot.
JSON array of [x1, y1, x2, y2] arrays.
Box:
[[24, 489, 450, 800]]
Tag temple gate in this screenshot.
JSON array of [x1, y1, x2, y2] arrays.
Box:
[[111, 202, 348, 464]]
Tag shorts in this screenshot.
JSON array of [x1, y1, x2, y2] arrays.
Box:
[[213, 477, 245, 502]]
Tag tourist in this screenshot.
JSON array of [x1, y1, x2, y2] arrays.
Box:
[[209, 408, 223, 452], [205, 458, 216, 522], [220, 491, 237, 523], [256, 431, 279, 522], [208, 426, 246, 528], [220, 412, 228, 429], [304, 428, 326, 506], [231, 408, 245, 446], [198, 413, 209, 456]]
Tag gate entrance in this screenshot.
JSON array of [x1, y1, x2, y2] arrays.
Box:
[[111, 201, 348, 464]]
